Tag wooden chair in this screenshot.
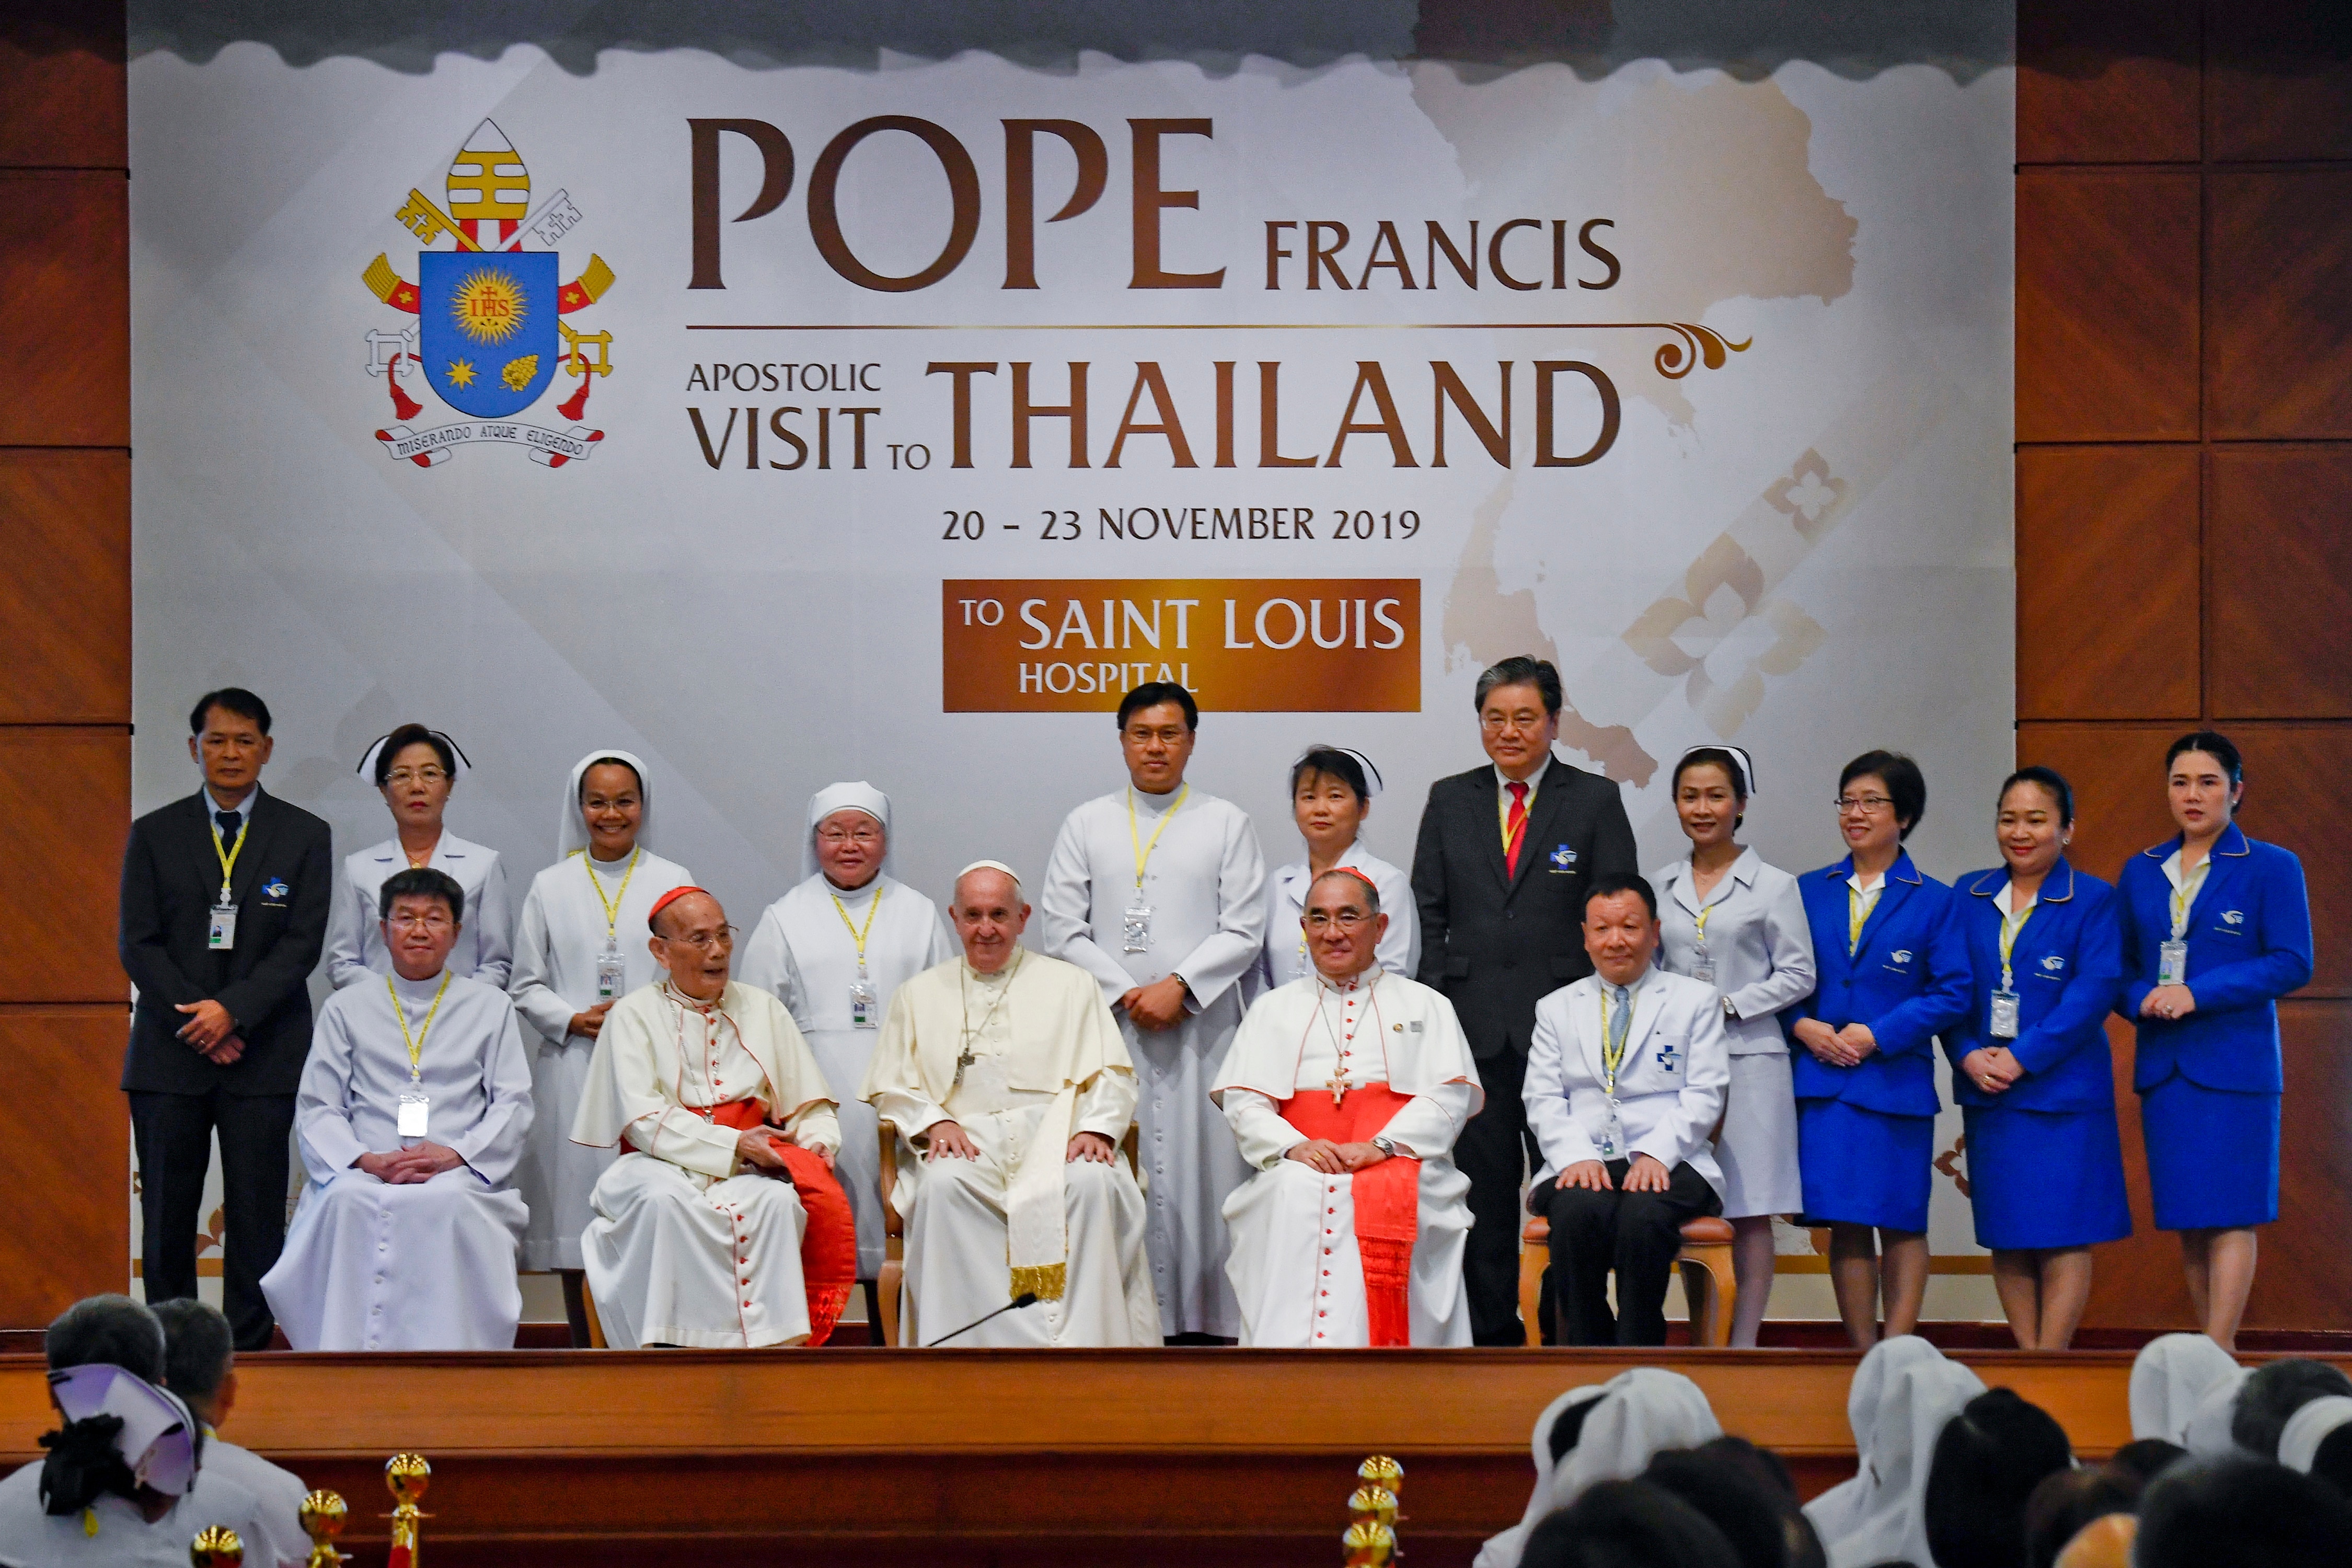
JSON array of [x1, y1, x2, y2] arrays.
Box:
[[577, 1273, 609, 1348], [874, 1118, 1140, 1347], [1518, 1213, 1738, 1347]]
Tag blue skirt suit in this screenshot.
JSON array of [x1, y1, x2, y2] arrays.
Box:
[[2115, 823, 2313, 1231], [1945, 860, 2132, 1250], [1786, 851, 1973, 1233]]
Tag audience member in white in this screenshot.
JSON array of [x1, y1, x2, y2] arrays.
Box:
[[1475, 1368, 1722, 1568], [154, 1300, 306, 1568], [1803, 1335, 1987, 1568]]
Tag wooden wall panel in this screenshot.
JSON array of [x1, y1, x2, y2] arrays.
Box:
[[0, 449, 129, 724], [0, 4, 124, 169], [2017, 1, 2200, 165], [2205, 4, 2352, 163], [2206, 171, 2352, 439], [0, 1009, 127, 1325], [2016, 170, 2201, 443], [2084, 1014, 2195, 1332], [2016, 447, 2200, 720], [2208, 446, 2352, 718], [2231, 728, 2352, 996], [0, 729, 128, 1001], [2262, 1001, 2352, 1330], [2012, 723, 2181, 885], [0, 170, 126, 448]]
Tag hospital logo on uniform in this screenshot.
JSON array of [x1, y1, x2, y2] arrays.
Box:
[[359, 119, 616, 469], [2040, 955, 2065, 972], [261, 879, 291, 901], [1549, 845, 1577, 870], [2221, 909, 2246, 926], [1888, 949, 1912, 966]]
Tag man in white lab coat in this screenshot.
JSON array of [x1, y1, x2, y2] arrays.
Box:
[[1524, 872, 1728, 1346]]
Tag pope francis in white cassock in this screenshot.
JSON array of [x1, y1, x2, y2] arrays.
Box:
[[509, 750, 695, 1272], [1214, 868, 1481, 1347], [1039, 685, 1266, 1338], [571, 886, 854, 1348], [737, 781, 955, 1281], [862, 862, 1160, 1348], [261, 868, 533, 1351]]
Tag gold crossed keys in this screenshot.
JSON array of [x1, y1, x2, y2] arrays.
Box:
[[394, 188, 483, 251]]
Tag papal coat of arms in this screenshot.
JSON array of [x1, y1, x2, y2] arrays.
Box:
[[361, 119, 615, 467]]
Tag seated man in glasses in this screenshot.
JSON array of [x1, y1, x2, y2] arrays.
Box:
[[571, 887, 854, 1347], [261, 868, 534, 1350], [1212, 868, 1483, 1346]]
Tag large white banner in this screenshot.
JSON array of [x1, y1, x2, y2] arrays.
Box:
[[131, 37, 2013, 1265]]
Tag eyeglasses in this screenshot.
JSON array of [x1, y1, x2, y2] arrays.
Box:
[[386, 912, 454, 932], [1834, 794, 1897, 814], [1480, 712, 1548, 734], [1305, 909, 1372, 930], [385, 767, 449, 786], [662, 925, 737, 952], [817, 827, 881, 846]]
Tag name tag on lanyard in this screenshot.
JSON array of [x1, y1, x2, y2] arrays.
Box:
[[1990, 989, 2021, 1039], [596, 942, 625, 1001], [2159, 939, 2188, 988], [397, 1092, 430, 1139], [1122, 903, 1154, 953], [848, 975, 877, 1028], [1599, 1099, 1625, 1160], [207, 903, 238, 951]]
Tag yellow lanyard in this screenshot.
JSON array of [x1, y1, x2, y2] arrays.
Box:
[[1498, 779, 1533, 850], [1693, 902, 1713, 950], [829, 881, 885, 971], [210, 814, 249, 904], [1997, 897, 2035, 988], [1125, 785, 1189, 892], [2169, 858, 2209, 939], [1847, 879, 1881, 956], [386, 971, 453, 1083], [1598, 981, 1638, 1095], [581, 846, 641, 946]]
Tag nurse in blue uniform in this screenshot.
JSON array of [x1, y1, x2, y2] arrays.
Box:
[[1945, 766, 2130, 1350], [1787, 750, 1972, 1347], [2116, 730, 2312, 1351]]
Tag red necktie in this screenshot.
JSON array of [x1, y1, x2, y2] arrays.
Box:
[[1504, 780, 1529, 877]]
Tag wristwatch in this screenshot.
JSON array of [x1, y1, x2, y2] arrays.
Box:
[[1721, 996, 1740, 1021], [1372, 1135, 1398, 1158]]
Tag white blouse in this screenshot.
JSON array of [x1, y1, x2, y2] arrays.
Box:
[[1651, 848, 1818, 1056], [323, 832, 513, 989], [1252, 844, 1420, 998]]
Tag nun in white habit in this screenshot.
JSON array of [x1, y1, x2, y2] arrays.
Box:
[[507, 750, 694, 1271], [2281, 1396, 2352, 1477], [1802, 1335, 1987, 1568], [736, 781, 955, 1279], [2129, 1331, 2246, 1446], [324, 727, 513, 988], [1473, 1369, 1722, 1568]]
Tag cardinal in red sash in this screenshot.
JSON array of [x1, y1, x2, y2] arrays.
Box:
[[570, 887, 856, 1346], [1212, 868, 1482, 1346]]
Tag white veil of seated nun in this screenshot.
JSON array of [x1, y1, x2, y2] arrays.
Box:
[[508, 748, 693, 1271], [1473, 1369, 1721, 1568], [324, 730, 512, 990], [2130, 1332, 2246, 1445], [860, 860, 1159, 1348], [737, 780, 955, 1279], [2281, 1396, 2352, 1475], [2183, 1363, 2255, 1457], [1802, 1335, 1987, 1568], [1212, 870, 1480, 1348]]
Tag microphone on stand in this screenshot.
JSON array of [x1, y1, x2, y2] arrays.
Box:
[[926, 1292, 1040, 1346]]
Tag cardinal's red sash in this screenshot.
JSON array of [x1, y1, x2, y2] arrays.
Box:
[[626, 1098, 857, 1346], [1274, 1084, 1419, 1347]]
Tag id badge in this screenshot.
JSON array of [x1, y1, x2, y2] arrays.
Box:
[[397, 1092, 430, 1139], [848, 977, 877, 1028], [1121, 903, 1153, 954], [2158, 939, 2188, 988], [1990, 989, 2021, 1039], [595, 946, 626, 1001], [1599, 1102, 1624, 1160], [1690, 953, 1715, 985], [207, 903, 237, 951]]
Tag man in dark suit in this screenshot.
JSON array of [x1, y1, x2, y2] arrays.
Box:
[[119, 688, 332, 1349], [1411, 655, 1638, 1343]]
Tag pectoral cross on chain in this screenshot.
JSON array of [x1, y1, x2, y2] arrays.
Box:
[[1325, 1066, 1353, 1106], [953, 1042, 978, 1092]]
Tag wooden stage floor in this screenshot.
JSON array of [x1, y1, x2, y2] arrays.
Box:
[[2, 1347, 2333, 1567]]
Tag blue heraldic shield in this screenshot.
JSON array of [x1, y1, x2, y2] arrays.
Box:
[[419, 251, 560, 419]]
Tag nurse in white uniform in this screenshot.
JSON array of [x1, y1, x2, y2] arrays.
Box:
[[508, 751, 694, 1285], [1253, 746, 1419, 996], [736, 781, 955, 1283], [324, 724, 512, 988], [1650, 745, 1817, 1346]]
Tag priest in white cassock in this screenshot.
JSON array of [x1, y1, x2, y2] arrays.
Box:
[[509, 751, 694, 1277], [571, 886, 855, 1347], [737, 781, 955, 1282], [862, 862, 1159, 1347], [1215, 868, 1481, 1346], [1039, 683, 1266, 1340], [260, 868, 532, 1351]]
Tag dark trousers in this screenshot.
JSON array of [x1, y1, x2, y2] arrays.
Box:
[[1545, 1159, 1721, 1346], [1459, 1050, 1542, 1345], [130, 1089, 296, 1351]]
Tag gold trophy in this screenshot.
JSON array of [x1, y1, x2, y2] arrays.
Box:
[[190, 1525, 244, 1568], [385, 1452, 433, 1568], [298, 1491, 351, 1568], [1342, 1519, 1396, 1566]]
